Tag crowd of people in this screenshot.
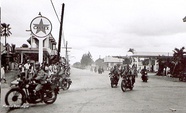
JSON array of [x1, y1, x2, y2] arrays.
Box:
[[17, 59, 70, 92], [110, 64, 138, 76], [0, 57, 71, 90], [109, 64, 138, 85]]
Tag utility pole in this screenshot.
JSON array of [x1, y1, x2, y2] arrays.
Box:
[[63, 41, 72, 65], [58, 3, 65, 61]]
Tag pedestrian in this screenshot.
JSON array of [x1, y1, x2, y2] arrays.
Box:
[[14, 62, 19, 71], [1, 66, 6, 83], [19, 63, 25, 79], [28, 61, 35, 80], [24, 59, 31, 79]]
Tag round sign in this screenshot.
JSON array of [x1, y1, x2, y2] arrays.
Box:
[[30, 16, 52, 38]]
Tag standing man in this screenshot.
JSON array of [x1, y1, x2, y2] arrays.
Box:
[[1, 66, 6, 83], [24, 59, 31, 79]]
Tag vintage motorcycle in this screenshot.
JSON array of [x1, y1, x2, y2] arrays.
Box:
[[109, 73, 119, 88], [5, 74, 59, 109], [98, 67, 104, 74], [141, 70, 148, 82], [52, 74, 72, 90], [121, 75, 134, 92]]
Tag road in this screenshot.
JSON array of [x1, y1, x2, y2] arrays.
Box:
[[1, 67, 186, 113]]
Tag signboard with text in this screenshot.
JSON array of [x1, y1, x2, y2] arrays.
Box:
[[30, 16, 52, 38]]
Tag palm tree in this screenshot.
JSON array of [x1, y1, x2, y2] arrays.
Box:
[[1, 23, 12, 71], [172, 47, 186, 76], [128, 48, 135, 54], [1, 23, 12, 44]]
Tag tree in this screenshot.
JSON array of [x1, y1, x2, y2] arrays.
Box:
[[172, 47, 186, 76], [128, 48, 135, 54], [1, 23, 12, 71], [157, 56, 167, 76], [72, 62, 82, 68], [80, 52, 93, 67], [1, 23, 12, 44]]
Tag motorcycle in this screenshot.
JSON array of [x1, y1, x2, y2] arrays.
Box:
[[52, 74, 72, 90], [141, 71, 148, 82], [109, 73, 119, 88], [5, 74, 59, 109], [98, 67, 104, 74], [121, 75, 134, 92]]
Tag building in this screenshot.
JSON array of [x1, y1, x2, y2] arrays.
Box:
[[130, 52, 173, 72], [103, 52, 173, 72], [103, 56, 124, 70], [15, 34, 58, 64]]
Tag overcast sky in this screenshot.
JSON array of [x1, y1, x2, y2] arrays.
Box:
[[1, 0, 186, 64]]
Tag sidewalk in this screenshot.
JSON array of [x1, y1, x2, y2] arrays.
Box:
[[148, 72, 180, 82]]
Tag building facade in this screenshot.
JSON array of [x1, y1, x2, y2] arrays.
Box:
[[15, 34, 58, 64]]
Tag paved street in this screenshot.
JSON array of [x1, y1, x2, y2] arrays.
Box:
[[1, 67, 186, 113]]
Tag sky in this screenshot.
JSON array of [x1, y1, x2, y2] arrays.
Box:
[[1, 0, 186, 64]]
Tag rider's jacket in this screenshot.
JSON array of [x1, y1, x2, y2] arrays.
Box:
[[111, 67, 119, 75], [35, 69, 46, 84], [56, 65, 66, 78], [140, 68, 147, 75]]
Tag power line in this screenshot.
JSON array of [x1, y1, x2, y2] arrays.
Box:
[[50, 0, 60, 23]]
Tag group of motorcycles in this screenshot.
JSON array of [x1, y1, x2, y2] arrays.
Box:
[[4, 65, 72, 109], [109, 72, 135, 92], [109, 66, 148, 92], [51, 69, 72, 90]]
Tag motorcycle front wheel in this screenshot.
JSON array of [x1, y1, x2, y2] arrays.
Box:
[[129, 84, 133, 90], [110, 81, 117, 88], [43, 89, 57, 104], [110, 78, 114, 88], [121, 80, 127, 92], [142, 76, 148, 82], [5, 88, 25, 108], [62, 80, 71, 90]]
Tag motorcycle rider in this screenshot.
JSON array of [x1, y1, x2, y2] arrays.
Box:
[[122, 65, 134, 85], [124, 64, 132, 75], [140, 66, 147, 80], [110, 65, 120, 83], [141, 66, 147, 74], [55, 63, 66, 88], [33, 62, 47, 93]]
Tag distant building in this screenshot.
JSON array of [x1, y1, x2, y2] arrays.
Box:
[[103, 52, 173, 72], [103, 56, 124, 70], [130, 52, 173, 72]]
